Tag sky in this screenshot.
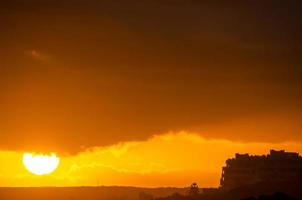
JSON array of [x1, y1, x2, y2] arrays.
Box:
[[0, 0, 302, 187]]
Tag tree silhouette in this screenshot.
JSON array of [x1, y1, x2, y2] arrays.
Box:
[[188, 183, 199, 196]]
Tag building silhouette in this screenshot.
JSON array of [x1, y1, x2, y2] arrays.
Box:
[[220, 150, 302, 190]]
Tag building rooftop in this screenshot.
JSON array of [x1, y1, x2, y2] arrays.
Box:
[[220, 150, 302, 190]]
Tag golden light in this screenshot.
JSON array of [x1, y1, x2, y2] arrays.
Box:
[[22, 153, 60, 175]]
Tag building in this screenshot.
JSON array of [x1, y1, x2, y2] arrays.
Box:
[[220, 150, 302, 190]]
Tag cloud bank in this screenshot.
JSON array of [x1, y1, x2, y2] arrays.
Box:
[[1, 132, 302, 187]]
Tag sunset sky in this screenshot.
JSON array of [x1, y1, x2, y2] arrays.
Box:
[[0, 0, 302, 187]]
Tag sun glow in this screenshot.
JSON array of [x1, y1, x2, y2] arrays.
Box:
[[23, 153, 60, 175]]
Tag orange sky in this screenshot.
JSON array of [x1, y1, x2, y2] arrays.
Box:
[[1, 132, 302, 187], [0, 0, 302, 187]]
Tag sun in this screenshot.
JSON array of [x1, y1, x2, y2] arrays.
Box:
[[23, 153, 60, 175]]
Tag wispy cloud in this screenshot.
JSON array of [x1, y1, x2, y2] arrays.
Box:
[[25, 49, 51, 62]]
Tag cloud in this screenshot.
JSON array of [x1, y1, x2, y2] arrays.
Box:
[[25, 50, 50, 62], [0, 132, 301, 187], [0, 1, 301, 154]]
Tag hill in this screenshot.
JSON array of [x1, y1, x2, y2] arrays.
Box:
[[0, 186, 187, 200]]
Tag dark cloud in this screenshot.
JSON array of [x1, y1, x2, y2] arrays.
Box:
[[0, 0, 302, 154]]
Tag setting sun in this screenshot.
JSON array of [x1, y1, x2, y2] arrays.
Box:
[[23, 153, 60, 175]]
